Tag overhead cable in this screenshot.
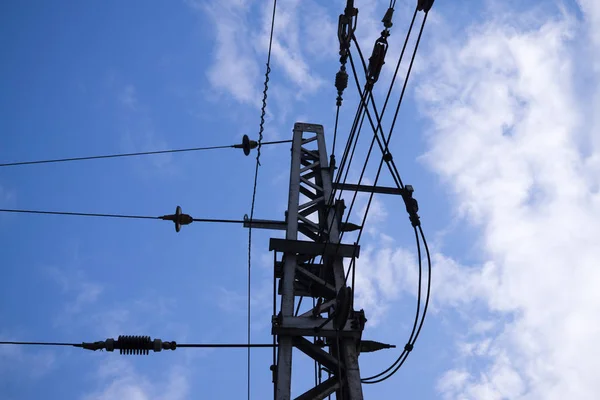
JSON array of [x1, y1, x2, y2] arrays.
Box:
[[248, 1, 278, 399], [0, 206, 284, 233], [0, 138, 291, 168]]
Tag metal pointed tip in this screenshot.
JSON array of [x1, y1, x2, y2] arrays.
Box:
[[341, 222, 361, 232]]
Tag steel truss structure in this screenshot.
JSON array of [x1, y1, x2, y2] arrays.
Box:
[[269, 123, 365, 400]]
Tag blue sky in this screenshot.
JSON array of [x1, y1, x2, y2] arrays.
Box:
[[2, 0, 600, 399]]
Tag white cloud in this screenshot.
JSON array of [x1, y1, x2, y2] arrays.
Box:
[[197, 0, 327, 106], [411, 3, 600, 399], [47, 266, 104, 318], [202, 0, 261, 105], [83, 359, 189, 400]]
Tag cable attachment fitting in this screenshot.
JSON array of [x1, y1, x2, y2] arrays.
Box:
[[338, 0, 358, 60], [232, 134, 258, 156], [417, 0, 435, 12], [367, 35, 389, 87], [359, 340, 396, 353], [382, 151, 393, 162], [160, 206, 193, 232], [81, 335, 176, 355], [400, 185, 420, 227], [382, 7, 394, 29]]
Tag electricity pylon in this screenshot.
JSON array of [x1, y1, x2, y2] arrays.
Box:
[[269, 123, 365, 399]]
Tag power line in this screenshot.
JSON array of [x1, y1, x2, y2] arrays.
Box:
[[0, 209, 158, 220], [0, 207, 284, 228], [0, 139, 291, 168], [248, 1, 277, 399], [362, 225, 431, 384], [0, 341, 276, 349]]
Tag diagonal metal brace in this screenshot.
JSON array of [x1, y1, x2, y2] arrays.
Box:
[[294, 377, 340, 400], [293, 337, 344, 373]]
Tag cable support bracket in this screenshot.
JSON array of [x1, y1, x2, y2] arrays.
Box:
[[400, 185, 421, 227]]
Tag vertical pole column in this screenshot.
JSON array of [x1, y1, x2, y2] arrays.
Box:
[[316, 131, 364, 400], [275, 127, 304, 400]]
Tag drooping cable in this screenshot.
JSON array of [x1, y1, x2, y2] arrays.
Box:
[[247, 1, 277, 399], [0, 140, 291, 167], [362, 225, 431, 383]]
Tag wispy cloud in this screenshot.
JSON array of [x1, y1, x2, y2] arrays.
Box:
[[46, 265, 104, 321], [0, 332, 57, 379], [413, 3, 600, 398], [82, 358, 189, 400], [200, 0, 260, 105], [195, 0, 326, 107]]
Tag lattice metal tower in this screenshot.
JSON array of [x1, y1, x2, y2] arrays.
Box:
[[269, 123, 365, 400]]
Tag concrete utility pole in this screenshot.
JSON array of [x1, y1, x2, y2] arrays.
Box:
[[269, 123, 366, 400]]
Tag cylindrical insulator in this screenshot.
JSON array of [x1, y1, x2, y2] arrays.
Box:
[[118, 335, 152, 355], [335, 70, 348, 93]]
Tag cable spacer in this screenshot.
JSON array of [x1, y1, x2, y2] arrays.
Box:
[[404, 343, 414, 352], [401, 185, 421, 227]]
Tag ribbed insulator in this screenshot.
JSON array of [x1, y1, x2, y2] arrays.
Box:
[[335, 69, 348, 93], [118, 335, 151, 355]]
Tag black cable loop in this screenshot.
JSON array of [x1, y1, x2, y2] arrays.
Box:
[[361, 225, 431, 384]]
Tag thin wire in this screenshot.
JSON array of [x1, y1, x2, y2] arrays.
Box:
[[0, 341, 80, 347], [177, 344, 276, 348], [0, 140, 291, 168], [0, 208, 276, 226], [332, 105, 341, 158], [273, 251, 278, 400], [0, 209, 158, 220], [0, 341, 277, 348], [248, 2, 277, 399]]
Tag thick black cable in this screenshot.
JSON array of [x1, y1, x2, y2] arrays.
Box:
[[348, 44, 403, 189], [248, 2, 277, 399], [343, 11, 426, 285], [387, 11, 428, 145], [361, 227, 422, 382], [0, 140, 291, 168], [362, 226, 431, 384]]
